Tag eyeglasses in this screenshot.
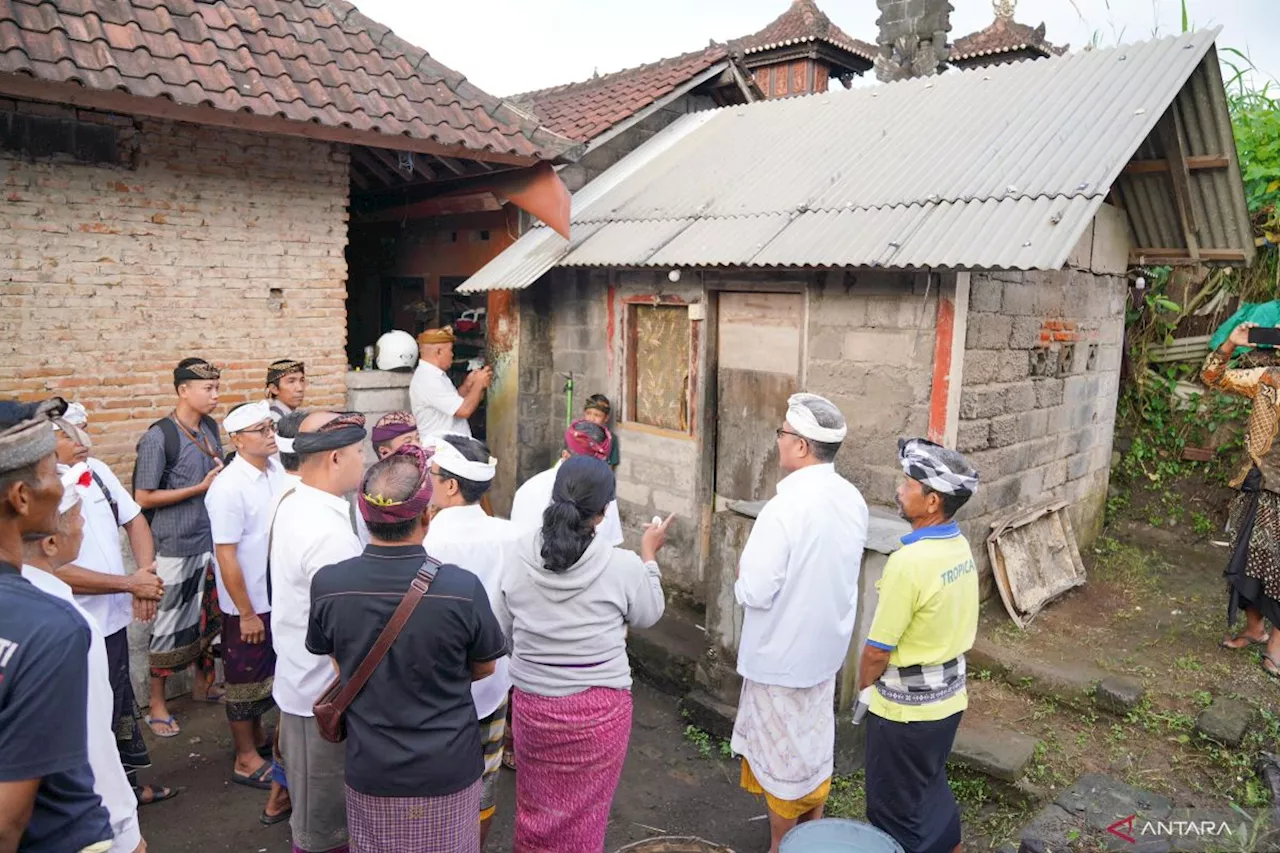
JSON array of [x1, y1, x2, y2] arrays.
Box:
[[775, 428, 804, 440], [239, 422, 277, 437]]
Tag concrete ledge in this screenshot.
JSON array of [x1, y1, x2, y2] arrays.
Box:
[[679, 689, 737, 742], [628, 615, 706, 697], [968, 637, 1145, 715], [951, 719, 1039, 783]]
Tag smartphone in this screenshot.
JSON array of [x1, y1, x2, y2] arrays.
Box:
[[1248, 327, 1280, 347]]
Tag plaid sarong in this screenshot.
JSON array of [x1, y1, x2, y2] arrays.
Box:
[[345, 780, 481, 853], [873, 655, 966, 707]]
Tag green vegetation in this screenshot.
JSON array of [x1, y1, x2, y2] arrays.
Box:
[[681, 725, 733, 761]]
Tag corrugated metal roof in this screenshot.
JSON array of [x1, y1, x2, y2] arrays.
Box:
[[460, 28, 1252, 293]]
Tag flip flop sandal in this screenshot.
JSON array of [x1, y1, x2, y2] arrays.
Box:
[[144, 715, 181, 738], [255, 728, 276, 760], [232, 762, 275, 791], [191, 686, 227, 704], [260, 807, 292, 826], [134, 785, 180, 807], [1262, 653, 1280, 681], [501, 752, 516, 771], [1220, 633, 1271, 650]]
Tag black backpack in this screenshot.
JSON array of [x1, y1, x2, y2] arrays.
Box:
[[131, 415, 220, 523]]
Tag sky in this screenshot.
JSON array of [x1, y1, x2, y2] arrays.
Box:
[[353, 0, 1280, 99]]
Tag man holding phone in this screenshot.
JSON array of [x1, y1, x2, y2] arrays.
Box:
[[1202, 321, 1280, 679]]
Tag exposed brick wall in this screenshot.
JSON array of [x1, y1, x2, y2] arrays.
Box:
[[0, 100, 351, 479], [957, 268, 1127, 558]]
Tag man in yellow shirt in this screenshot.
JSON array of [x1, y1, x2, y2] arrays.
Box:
[[859, 438, 980, 853]]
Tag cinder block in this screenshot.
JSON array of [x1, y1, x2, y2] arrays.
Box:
[[1001, 281, 1037, 315], [968, 275, 1003, 313], [957, 419, 991, 453], [1035, 378, 1065, 408], [967, 313, 1014, 350], [1009, 316, 1045, 349]]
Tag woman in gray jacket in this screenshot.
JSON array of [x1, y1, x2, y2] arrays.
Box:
[[497, 455, 672, 853]]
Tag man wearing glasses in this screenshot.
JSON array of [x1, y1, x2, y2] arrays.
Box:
[[730, 393, 870, 853], [205, 401, 287, 796]]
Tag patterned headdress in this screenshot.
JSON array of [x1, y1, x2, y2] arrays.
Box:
[[266, 359, 305, 388], [174, 358, 221, 383], [417, 326, 455, 345], [564, 419, 612, 461], [898, 438, 979, 498], [371, 411, 418, 445], [359, 444, 434, 525]]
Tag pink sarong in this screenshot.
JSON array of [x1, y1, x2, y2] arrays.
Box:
[[512, 686, 632, 853]]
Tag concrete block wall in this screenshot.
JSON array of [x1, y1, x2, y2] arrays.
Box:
[[957, 268, 1127, 563], [807, 270, 938, 508], [0, 101, 351, 480]]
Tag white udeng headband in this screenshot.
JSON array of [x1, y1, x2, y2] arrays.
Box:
[[785, 393, 848, 443], [56, 462, 89, 514], [225, 400, 276, 434], [275, 436, 295, 454], [432, 435, 497, 482]]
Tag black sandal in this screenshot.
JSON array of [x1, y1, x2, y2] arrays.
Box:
[[1221, 632, 1271, 650], [1262, 653, 1280, 681], [134, 784, 180, 806], [232, 762, 274, 791]]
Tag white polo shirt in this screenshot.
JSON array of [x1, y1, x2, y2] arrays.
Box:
[[206, 454, 286, 616], [22, 566, 142, 853], [70, 458, 143, 638], [269, 481, 362, 717], [410, 360, 471, 439], [734, 463, 870, 689], [424, 504, 518, 718], [509, 462, 624, 548]]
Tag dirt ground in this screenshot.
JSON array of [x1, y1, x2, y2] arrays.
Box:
[[135, 680, 766, 853]]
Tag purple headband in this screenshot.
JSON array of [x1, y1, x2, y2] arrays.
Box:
[[358, 443, 434, 525], [565, 419, 612, 461], [371, 422, 417, 444]]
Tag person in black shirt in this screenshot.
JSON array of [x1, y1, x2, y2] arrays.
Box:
[[307, 444, 506, 853], [0, 399, 113, 853]]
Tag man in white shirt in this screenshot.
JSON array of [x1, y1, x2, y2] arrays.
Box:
[[409, 325, 491, 440], [206, 401, 287, 793], [510, 419, 624, 547], [23, 462, 145, 853], [730, 393, 869, 853], [51, 404, 172, 807], [269, 411, 367, 853], [424, 433, 517, 845]]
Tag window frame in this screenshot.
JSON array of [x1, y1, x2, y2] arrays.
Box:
[[622, 298, 697, 439]]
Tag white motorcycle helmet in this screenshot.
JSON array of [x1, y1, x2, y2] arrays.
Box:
[[374, 330, 418, 371]]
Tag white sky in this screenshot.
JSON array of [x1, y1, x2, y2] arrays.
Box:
[[354, 0, 1279, 98]]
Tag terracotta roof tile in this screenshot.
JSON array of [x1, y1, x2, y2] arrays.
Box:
[[510, 44, 728, 143], [950, 14, 1067, 63], [732, 0, 875, 64], [0, 0, 576, 159]]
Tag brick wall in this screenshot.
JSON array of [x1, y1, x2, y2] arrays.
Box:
[[957, 268, 1127, 556], [0, 101, 351, 479]]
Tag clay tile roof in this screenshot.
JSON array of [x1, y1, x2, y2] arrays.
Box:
[[509, 44, 729, 144], [732, 0, 875, 64], [951, 12, 1068, 63], [0, 0, 576, 160]]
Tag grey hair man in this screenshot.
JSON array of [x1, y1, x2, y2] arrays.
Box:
[[859, 438, 980, 853], [730, 393, 870, 852]]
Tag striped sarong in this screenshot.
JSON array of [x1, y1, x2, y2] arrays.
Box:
[[512, 686, 632, 853], [478, 697, 506, 821], [149, 552, 219, 675], [346, 780, 481, 853]]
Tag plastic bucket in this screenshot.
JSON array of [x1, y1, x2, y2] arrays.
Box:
[[778, 819, 904, 853]]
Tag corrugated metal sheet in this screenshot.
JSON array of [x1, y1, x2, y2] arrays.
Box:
[[461, 28, 1252, 294]]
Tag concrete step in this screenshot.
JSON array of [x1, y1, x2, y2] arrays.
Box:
[[968, 637, 1145, 716], [628, 604, 708, 697], [951, 717, 1040, 784]]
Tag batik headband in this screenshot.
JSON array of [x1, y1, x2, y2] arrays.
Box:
[[292, 412, 367, 454], [266, 359, 305, 387], [785, 393, 847, 443], [898, 437, 979, 498], [359, 443, 434, 524], [0, 398, 65, 475], [174, 360, 220, 383], [432, 435, 497, 482], [564, 419, 612, 461], [371, 411, 417, 444]]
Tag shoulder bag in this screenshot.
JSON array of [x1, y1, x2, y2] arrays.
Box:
[[313, 558, 441, 743]]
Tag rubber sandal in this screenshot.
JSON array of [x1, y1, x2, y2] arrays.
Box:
[[502, 751, 516, 771], [191, 685, 227, 704], [255, 728, 275, 760], [1221, 632, 1271, 650], [260, 807, 292, 826], [134, 785, 180, 806], [1262, 653, 1280, 681], [232, 762, 274, 791], [144, 715, 181, 738]]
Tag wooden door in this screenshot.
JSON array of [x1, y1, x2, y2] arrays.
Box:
[[713, 292, 804, 503]]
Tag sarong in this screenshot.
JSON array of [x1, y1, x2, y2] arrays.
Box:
[[150, 553, 220, 677], [512, 686, 632, 853], [279, 711, 349, 853], [1225, 472, 1280, 628], [865, 711, 963, 853], [478, 697, 507, 821], [104, 628, 150, 785], [730, 677, 835, 803], [222, 612, 277, 722], [346, 780, 481, 853]]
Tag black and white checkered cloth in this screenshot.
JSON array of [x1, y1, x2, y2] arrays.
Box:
[[898, 438, 978, 497]]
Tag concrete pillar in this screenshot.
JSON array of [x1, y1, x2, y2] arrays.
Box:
[[345, 369, 411, 465]]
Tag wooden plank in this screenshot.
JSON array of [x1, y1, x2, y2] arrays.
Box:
[[1129, 248, 1247, 263], [351, 148, 398, 186], [433, 155, 469, 176], [1123, 155, 1231, 174], [351, 192, 502, 222], [1158, 109, 1199, 260], [366, 146, 415, 181]]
